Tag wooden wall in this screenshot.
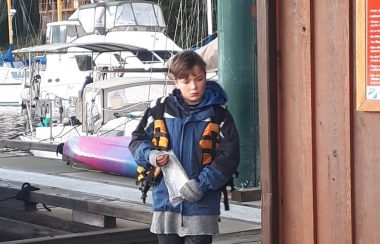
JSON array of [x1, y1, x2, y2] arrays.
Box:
[[258, 0, 380, 243]]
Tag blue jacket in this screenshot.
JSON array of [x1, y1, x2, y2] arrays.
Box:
[[129, 81, 240, 216]]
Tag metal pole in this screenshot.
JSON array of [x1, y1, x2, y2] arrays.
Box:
[[207, 0, 213, 36], [49, 101, 53, 141], [218, 0, 259, 187]]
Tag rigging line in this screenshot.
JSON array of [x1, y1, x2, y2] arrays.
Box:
[[19, 0, 29, 47], [24, 0, 38, 45], [202, 0, 208, 45], [37, 124, 81, 142], [164, 0, 176, 55], [188, 0, 199, 48], [166, 0, 175, 33], [182, 0, 186, 48], [190, 0, 199, 48], [173, 0, 181, 48], [190, 0, 198, 48], [176, 0, 182, 47], [0, 2, 6, 23], [184, 0, 192, 48], [184, 0, 188, 48], [189, 31, 217, 49], [196, 0, 200, 48], [14, 10, 20, 48]]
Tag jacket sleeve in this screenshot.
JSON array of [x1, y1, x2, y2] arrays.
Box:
[[128, 107, 154, 167], [196, 110, 240, 192]]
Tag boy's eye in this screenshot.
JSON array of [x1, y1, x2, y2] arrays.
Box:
[[179, 79, 189, 84]]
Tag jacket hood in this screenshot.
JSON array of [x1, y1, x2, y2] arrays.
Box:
[[198, 80, 228, 107], [171, 80, 227, 112]]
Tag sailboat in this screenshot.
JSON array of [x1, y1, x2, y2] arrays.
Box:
[[0, 1, 29, 106]]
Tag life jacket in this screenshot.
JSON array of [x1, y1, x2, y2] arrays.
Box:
[[137, 97, 236, 209], [150, 97, 225, 165]]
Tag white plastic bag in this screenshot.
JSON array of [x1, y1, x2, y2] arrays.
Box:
[[161, 150, 189, 207]]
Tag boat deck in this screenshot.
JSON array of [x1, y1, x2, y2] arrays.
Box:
[[0, 150, 261, 243]]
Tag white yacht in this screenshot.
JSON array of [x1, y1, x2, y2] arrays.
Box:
[[18, 0, 181, 105], [0, 55, 29, 106], [16, 1, 220, 159]]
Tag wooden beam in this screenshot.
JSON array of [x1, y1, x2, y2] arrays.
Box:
[[313, 1, 353, 243], [0, 181, 152, 225], [0, 139, 58, 152], [277, 0, 315, 242], [257, 0, 279, 242]]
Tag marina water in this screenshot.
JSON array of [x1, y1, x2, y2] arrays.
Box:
[[0, 106, 31, 155]]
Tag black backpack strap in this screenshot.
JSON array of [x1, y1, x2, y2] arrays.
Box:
[[136, 97, 168, 204]]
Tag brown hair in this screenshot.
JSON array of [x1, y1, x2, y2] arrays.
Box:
[[169, 50, 206, 79]]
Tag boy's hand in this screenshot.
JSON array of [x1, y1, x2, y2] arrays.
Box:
[[156, 154, 169, 167], [149, 150, 169, 167]]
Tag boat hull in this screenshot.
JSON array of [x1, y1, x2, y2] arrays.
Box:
[[62, 136, 138, 178]]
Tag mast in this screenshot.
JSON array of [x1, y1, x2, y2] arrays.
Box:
[[6, 0, 15, 45], [57, 0, 62, 21]]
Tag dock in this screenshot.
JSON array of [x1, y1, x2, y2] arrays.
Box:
[[0, 150, 261, 243]]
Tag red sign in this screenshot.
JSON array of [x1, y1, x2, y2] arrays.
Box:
[[367, 0, 380, 87]]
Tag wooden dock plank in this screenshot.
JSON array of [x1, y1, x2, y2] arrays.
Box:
[[0, 207, 101, 233], [0, 216, 69, 239], [3, 228, 157, 244], [0, 180, 152, 225], [214, 229, 261, 244]]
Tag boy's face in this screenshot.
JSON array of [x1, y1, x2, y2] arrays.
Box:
[[175, 65, 206, 105]]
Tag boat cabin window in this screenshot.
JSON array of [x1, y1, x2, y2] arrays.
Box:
[[155, 51, 178, 61], [132, 3, 158, 26], [133, 51, 160, 64], [66, 26, 78, 42], [154, 4, 166, 27], [106, 6, 117, 30], [50, 25, 66, 44], [75, 24, 87, 38], [106, 83, 175, 111], [115, 4, 136, 26], [75, 55, 93, 71], [2, 61, 24, 69], [74, 2, 166, 33], [46, 24, 82, 44], [95, 6, 106, 34], [78, 7, 95, 33]]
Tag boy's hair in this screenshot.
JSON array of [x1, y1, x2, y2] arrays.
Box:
[[169, 50, 206, 79]]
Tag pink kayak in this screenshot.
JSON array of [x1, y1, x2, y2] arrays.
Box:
[[62, 136, 138, 178]]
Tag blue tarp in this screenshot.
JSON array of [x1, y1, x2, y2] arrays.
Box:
[[25, 56, 47, 65], [0, 44, 14, 63]]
